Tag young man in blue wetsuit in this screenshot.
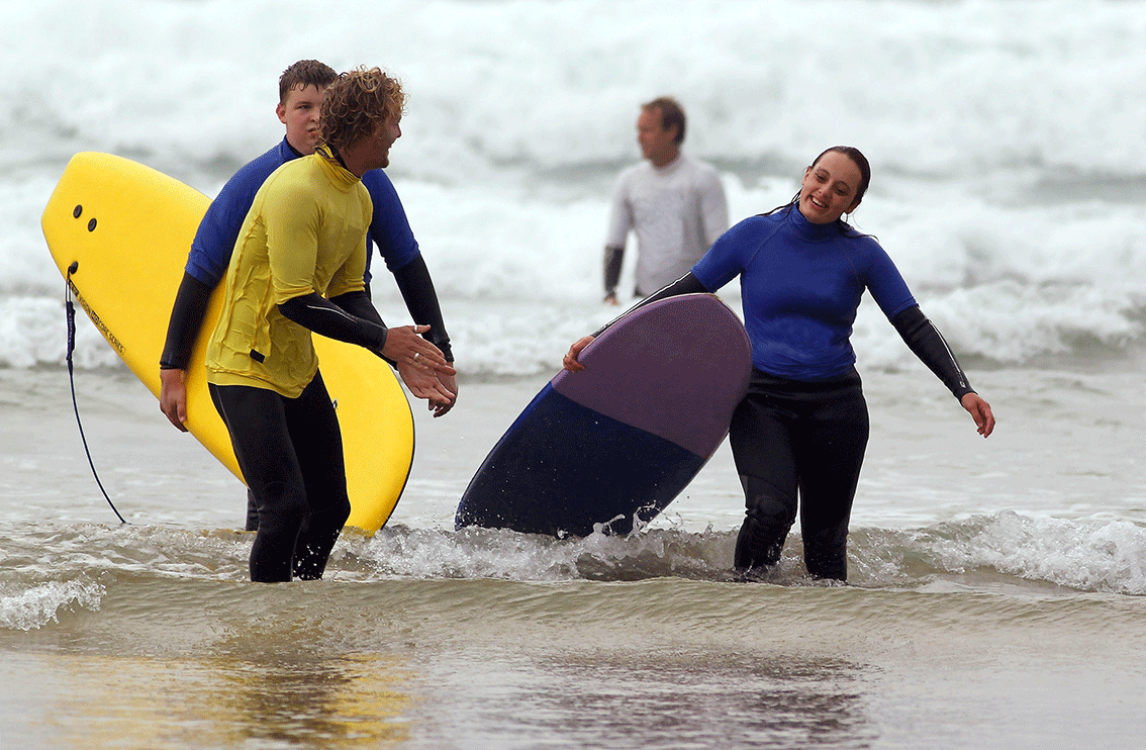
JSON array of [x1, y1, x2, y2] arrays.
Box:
[[159, 60, 457, 529], [565, 146, 995, 582]]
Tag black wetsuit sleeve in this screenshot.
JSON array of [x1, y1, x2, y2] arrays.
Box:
[[592, 272, 709, 336], [392, 256, 453, 362], [891, 305, 976, 400], [159, 272, 212, 370], [278, 292, 387, 352], [603, 245, 625, 299]]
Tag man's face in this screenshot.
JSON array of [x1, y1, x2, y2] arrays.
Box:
[[276, 84, 326, 155], [369, 114, 402, 169], [637, 107, 677, 166]]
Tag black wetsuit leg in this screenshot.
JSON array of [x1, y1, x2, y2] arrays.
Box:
[[209, 372, 351, 582], [244, 489, 259, 531], [245, 484, 313, 538], [728, 368, 869, 581], [729, 385, 800, 572]]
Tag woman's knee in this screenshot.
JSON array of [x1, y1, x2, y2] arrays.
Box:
[[740, 475, 797, 526]]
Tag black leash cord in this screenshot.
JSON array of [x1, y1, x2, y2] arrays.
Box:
[[65, 262, 128, 524]]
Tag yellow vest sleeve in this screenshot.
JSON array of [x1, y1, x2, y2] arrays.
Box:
[[265, 176, 319, 305]]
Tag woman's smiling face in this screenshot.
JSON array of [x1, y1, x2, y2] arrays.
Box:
[[798, 150, 864, 224]]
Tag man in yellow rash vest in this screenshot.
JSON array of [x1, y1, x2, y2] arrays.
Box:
[[205, 67, 455, 583]]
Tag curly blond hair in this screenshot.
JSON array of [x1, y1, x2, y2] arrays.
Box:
[[319, 66, 407, 153]]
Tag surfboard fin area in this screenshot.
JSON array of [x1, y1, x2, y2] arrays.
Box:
[[456, 294, 752, 537]]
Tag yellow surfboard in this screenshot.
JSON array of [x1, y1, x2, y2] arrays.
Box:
[[41, 152, 414, 532]]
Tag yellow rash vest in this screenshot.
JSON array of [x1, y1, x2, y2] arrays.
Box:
[[206, 147, 371, 398]]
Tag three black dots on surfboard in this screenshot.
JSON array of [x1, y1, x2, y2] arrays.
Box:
[[72, 203, 97, 232], [69, 204, 95, 275]]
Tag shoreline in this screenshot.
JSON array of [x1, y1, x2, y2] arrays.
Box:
[[4, 361, 1145, 534]]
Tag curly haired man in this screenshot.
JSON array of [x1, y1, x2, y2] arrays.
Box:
[[204, 67, 456, 582]]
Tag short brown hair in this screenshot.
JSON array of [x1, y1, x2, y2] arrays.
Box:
[[278, 60, 338, 104], [319, 66, 407, 153], [642, 96, 686, 144]]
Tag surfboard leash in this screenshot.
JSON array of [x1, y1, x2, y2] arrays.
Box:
[[65, 262, 129, 524]]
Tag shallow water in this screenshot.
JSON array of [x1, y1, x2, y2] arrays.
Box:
[[3, 366, 1146, 749]]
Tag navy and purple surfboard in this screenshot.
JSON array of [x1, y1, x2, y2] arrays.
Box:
[[455, 293, 752, 537]]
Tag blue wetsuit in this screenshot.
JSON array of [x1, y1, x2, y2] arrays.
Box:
[[693, 206, 918, 381], [186, 137, 422, 289], [610, 204, 975, 580], [165, 137, 451, 371]]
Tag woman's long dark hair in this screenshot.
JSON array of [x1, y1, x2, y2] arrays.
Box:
[[762, 146, 873, 236]]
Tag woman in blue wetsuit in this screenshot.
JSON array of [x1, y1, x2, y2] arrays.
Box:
[[564, 146, 995, 581]]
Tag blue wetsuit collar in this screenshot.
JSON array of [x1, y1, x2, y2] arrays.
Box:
[[785, 204, 845, 243], [281, 136, 304, 160]]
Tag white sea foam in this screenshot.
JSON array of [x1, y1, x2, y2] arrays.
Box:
[[2, 0, 1144, 375], [0, 579, 104, 631], [923, 511, 1146, 595]]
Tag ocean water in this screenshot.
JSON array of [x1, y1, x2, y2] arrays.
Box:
[[2, 1, 1146, 748]]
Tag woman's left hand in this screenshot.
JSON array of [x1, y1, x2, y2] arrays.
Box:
[[562, 336, 595, 372], [960, 392, 995, 437]]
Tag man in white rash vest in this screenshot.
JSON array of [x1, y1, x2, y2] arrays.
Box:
[[602, 96, 729, 304]]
